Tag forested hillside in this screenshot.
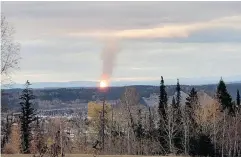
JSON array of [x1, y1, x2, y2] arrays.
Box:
[[2, 83, 241, 111]]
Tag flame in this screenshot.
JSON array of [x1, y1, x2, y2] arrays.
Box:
[[100, 80, 107, 88]]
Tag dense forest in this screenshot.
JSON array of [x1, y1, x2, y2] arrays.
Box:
[[2, 83, 241, 111], [1, 79, 241, 157]]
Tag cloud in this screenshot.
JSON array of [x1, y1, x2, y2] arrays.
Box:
[[130, 67, 158, 70], [10, 41, 241, 83], [68, 15, 241, 39], [112, 77, 160, 81], [2, 2, 241, 83], [3, 2, 241, 43]]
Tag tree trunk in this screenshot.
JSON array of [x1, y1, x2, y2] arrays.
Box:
[[222, 111, 226, 157]]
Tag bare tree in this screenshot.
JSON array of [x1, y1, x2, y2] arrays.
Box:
[[233, 110, 241, 157], [162, 105, 175, 154], [1, 114, 13, 152], [120, 87, 139, 154], [1, 15, 20, 84], [69, 110, 88, 153], [1, 15, 20, 150]]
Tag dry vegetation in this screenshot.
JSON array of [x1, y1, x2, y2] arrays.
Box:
[[2, 86, 241, 157], [1, 155, 185, 157]]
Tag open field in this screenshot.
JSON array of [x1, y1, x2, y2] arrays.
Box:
[[1, 154, 184, 157]]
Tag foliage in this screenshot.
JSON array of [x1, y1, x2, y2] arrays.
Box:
[[159, 76, 168, 117], [3, 83, 241, 111], [158, 76, 169, 154], [175, 79, 181, 108], [173, 79, 183, 154], [2, 78, 241, 156], [216, 79, 234, 115], [19, 81, 36, 153], [237, 89, 240, 106], [185, 87, 199, 133], [189, 133, 216, 157]]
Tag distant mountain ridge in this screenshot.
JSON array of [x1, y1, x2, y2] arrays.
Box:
[[2, 76, 241, 89], [2, 83, 240, 111]]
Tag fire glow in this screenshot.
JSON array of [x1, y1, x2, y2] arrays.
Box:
[[99, 80, 108, 88]]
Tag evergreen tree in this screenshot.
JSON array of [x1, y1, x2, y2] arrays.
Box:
[[237, 89, 240, 106], [159, 76, 168, 118], [158, 76, 169, 154], [173, 79, 184, 154], [189, 133, 216, 157], [185, 87, 199, 130], [216, 78, 234, 115], [185, 88, 200, 155], [19, 80, 36, 153], [175, 79, 181, 108], [186, 88, 198, 108]]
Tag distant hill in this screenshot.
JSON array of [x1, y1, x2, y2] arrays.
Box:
[[1, 83, 240, 111], [2, 75, 241, 89]]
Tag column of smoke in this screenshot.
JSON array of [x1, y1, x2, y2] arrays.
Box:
[[101, 39, 120, 85]]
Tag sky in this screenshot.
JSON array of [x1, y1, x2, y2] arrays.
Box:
[[2, 1, 241, 85]]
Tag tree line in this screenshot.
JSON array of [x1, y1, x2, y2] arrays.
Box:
[[1, 77, 241, 157]]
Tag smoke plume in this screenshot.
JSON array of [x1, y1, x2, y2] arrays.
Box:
[[101, 39, 120, 83]]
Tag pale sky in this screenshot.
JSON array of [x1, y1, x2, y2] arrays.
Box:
[[2, 2, 241, 84]]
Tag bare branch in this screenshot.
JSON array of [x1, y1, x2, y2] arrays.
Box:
[[1, 15, 21, 85]]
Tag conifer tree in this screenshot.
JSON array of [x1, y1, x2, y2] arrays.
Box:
[[19, 80, 36, 153], [237, 89, 240, 107], [159, 76, 168, 118], [185, 88, 199, 155], [186, 88, 198, 108], [189, 133, 216, 157], [175, 79, 181, 108], [173, 79, 184, 154], [216, 78, 234, 115], [185, 87, 198, 130], [158, 76, 169, 154]]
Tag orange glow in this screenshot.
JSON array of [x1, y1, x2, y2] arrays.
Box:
[[100, 80, 107, 88]]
